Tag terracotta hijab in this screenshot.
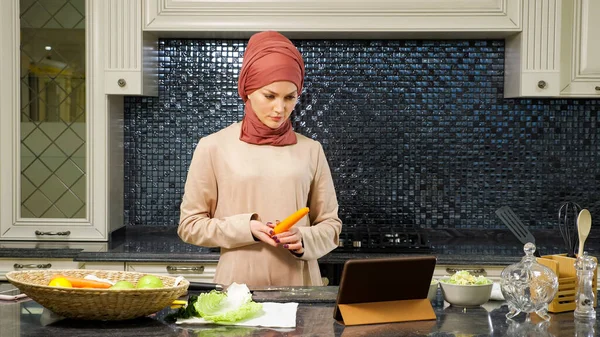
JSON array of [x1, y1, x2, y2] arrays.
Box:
[[238, 31, 305, 146]]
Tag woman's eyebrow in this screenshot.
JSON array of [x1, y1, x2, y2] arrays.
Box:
[[264, 89, 297, 96]]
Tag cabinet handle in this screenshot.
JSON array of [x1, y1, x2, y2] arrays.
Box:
[[117, 78, 127, 87], [595, 86, 600, 91], [35, 230, 71, 236], [446, 268, 487, 277], [166, 266, 205, 274], [537, 80, 547, 89], [14, 263, 52, 269]]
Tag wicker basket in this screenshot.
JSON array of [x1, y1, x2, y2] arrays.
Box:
[[6, 269, 189, 321]]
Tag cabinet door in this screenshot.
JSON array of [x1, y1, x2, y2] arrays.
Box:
[[143, 0, 520, 35], [103, 0, 158, 96], [79, 262, 125, 271], [504, 0, 562, 97], [126, 262, 217, 282], [0, 258, 79, 281], [560, 0, 600, 96], [0, 0, 118, 240]]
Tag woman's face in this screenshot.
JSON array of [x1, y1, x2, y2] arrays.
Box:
[[247, 81, 299, 129]]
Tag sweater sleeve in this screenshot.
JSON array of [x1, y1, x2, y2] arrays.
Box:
[[296, 143, 342, 261], [178, 138, 257, 249]]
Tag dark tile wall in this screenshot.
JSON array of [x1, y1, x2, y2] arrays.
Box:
[[123, 39, 600, 244]]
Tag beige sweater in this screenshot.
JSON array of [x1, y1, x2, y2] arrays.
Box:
[[178, 122, 342, 287]]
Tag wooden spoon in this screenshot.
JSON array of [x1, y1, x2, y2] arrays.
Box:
[[577, 209, 592, 257]]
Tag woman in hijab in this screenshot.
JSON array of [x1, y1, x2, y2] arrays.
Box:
[[178, 31, 342, 287]]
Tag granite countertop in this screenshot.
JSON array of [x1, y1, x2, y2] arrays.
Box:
[[0, 284, 598, 337], [1, 226, 598, 266]]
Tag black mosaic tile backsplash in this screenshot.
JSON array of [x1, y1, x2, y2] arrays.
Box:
[[124, 39, 600, 246]]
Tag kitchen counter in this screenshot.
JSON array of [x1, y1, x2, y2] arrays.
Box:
[[0, 284, 598, 336], [1, 226, 598, 266]]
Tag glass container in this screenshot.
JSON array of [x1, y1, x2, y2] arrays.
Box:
[[500, 243, 559, 321], [574, 252, 597, 321]]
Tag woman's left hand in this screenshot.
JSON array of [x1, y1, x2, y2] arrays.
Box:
[[272, 225, 303, 255]]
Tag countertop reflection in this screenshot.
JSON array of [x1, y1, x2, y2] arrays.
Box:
[[1, 285, 599, 337]]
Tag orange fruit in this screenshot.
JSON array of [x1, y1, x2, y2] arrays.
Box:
[[48, 277, 73, 288]]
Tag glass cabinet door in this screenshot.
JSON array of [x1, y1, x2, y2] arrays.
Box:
[[19, 0, 86, 219]]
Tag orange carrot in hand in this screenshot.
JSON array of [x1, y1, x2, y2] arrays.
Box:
[[51, 275, 112, 289], [272, 207, 310, 235]]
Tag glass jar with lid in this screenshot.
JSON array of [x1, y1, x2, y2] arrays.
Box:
[[500, 242, 559, 321]]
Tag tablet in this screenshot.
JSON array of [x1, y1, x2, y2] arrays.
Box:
[[333, 255, 437, 321]]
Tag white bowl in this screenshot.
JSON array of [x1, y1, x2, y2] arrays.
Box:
[[428, 279, 438, 301], [439, 281, 493, 307]]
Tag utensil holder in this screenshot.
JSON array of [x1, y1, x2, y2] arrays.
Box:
[[537, 254, 598, 313]]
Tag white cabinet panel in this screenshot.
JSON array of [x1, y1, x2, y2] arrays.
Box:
[[578, 0, 600, 76], [504, 0, 561, 97], [560, 0, 600, 96], [126, 262, 217, 282], [143, 0, 520, 37], [0, 258, 79, 281], [79, 262, 125, 271], [0, 0, 123, 240], [103, 0, 158, 96]]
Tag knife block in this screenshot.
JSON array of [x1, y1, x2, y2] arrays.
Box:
[[537, 254, 598, 313]]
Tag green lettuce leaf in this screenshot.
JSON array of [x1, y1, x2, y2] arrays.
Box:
[[192, 283, 263, 323]]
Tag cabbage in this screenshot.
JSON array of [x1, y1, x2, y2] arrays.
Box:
[[192, 283, 262, 323], [441, 270, 492, 285]]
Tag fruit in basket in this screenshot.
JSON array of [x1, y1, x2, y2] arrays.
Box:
[[51, 274, 112, 289], [136, 275, 164, 289], [48, 277, 73, 288], [110, 280, 135, 290]]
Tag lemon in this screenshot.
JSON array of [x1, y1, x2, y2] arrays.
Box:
[[48, 277, 73, 288]]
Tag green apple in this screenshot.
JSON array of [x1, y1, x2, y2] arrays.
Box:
[[109, 280, 135, 290], [136, 275, 164, 289]]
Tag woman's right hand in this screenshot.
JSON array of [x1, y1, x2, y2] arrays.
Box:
[[250, 220, 277, 247]]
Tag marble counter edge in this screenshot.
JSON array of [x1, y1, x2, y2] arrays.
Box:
[[0, 248, 83, 259], [72, 251, 521, 265], [73, 252, 221, 263]]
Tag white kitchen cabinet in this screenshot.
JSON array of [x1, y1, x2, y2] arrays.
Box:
[[505, 0, 600, 97], [126, 262, 218, 282], [0, 258, 79, 281], [103, 0, 158, 96], [78, 262, 125, 271], [559, 0, 600, 96], [504, 0, 562, 97], [0, 0, 123, 240], [143, 0, 521, 37]]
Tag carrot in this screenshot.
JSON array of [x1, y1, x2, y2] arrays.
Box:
[[51, 275, 112, 289], [272, 207, 310, 235]]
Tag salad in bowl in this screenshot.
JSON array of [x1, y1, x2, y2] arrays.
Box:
[[440, 270, 492, 286], [439, 271, 493, 307]]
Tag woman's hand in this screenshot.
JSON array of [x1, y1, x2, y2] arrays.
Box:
[[250, 220, 277, 247], [272, 224, 304, 255]]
